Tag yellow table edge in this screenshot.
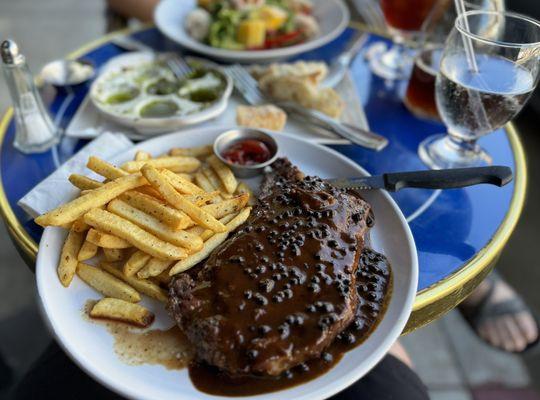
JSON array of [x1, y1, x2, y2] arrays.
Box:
[[0, 24, 527, 332]]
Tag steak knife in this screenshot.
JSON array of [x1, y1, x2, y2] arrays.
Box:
[[328, 166, 513, 192]]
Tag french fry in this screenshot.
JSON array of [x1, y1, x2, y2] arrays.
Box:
[[71, 218, 90, 233], [194, 171, 215, 192], [83, 208, 188, 260], [35, 174, 146, 227], [137, 258, 173, 279], [224, 206, 251, 232], [201, 165, 224, 191], [134, 151, 151, 161], [101, 261, 168, 303], [169, 207, 251, 275], [160, 169, 205, 194], [87, 156, 128, 180], [201, 194, 249, 219], [86, 157, 162, 198], [103, 248, 125, 262], [169, 232, 228, 275], [184, 191, 221, 206], [207, 155, 237, 194], [141, 165, 226, 233], [169, 145, 213, 158], [152, 269, 172, 287], [86, 228, 131, 249], [69, 174, 103, 190], [177, 173, 194, 182], [121, 190, 191, 230], [121, 157, 200, 174], [137, 186, 164, 199], [77, 240, 98, 261], [57, 229, 86, 286], [236, 182, 256, 206], [77, 262, 141, 302], [201, 166, 233, 199], [123, 250, 151, 277], [187, 212, 237, 241], [107, 199, 203, 252], [90, 298, 154, 328]]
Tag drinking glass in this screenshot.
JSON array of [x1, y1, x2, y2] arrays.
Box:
[[404, 0, 505, 121], [369, 0, 438, 80], [418, 10, 540, 169]]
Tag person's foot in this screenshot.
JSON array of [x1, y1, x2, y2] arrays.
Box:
[[459, 274, 538, 353]]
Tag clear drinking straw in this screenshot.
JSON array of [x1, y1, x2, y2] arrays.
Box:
[[452, 1, 492, 133], [454, 0, 479, 73]]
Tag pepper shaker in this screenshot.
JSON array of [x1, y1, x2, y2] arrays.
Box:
[[1, 39, 60, 153]]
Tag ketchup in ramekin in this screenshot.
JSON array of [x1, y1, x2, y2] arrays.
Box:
[[222, 139, 272, 166]]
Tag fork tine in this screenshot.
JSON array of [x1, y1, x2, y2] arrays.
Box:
[[233, 65, 260, 88], [227, 65, 265, 105], [166, 58, 182, 79], [364, 1, 386, 30], [165, 54, 192, 78], [171, 56, 192, 75], [176, 58, 192, 75], [352, 0, 385, 30], [231, 65, 265, 103]]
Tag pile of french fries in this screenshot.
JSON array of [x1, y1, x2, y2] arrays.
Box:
[[36, 144, 255, 327]]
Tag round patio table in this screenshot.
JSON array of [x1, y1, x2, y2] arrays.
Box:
[[0, 24, 526, 333]]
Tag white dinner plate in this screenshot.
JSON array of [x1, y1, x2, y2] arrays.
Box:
[[154, 0, 350, 63], [36, 127, 418, 400]]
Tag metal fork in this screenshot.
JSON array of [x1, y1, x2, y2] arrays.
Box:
[[164, 54, 192, 79], [324, 32, 368, 87], [226, 65, 388, 151], [351, 0, 386, 32]]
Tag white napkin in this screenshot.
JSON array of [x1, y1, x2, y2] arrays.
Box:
[[66, 95, 139, 139], [65, 72, 368, 144], [18, 132, 134, 219]]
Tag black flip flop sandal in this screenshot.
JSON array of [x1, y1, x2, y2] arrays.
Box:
[[458, 271, 540, 354]]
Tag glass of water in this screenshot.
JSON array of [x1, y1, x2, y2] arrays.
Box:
[[404, 0, 505, 121], [418, 10, 540, 169]]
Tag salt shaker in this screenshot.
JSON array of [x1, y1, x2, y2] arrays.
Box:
[[1, 39, 60, 153]]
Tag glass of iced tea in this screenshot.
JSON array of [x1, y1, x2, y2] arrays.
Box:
[[369, 0, 437, 80], [418, 11, 540, 169], [404, 46, 442, 120], [404, 0, 505, 120]]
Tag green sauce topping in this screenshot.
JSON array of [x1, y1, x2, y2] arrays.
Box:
[[105, 87, 140, 104], [146, 79, 179, 95], [139, 100, 179, 118]]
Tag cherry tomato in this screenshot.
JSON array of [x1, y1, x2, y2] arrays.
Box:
[[264, 30, 303, 49]]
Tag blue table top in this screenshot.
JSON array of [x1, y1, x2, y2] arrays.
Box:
[[0, 27, 522, 293]]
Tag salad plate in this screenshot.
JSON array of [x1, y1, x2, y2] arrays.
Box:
[[154, 0, 350, 63]]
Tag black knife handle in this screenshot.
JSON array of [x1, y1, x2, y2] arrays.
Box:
[[383, 166, 513, 192]]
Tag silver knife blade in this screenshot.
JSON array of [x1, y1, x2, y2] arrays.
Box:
[[327, 175, 386, 190]]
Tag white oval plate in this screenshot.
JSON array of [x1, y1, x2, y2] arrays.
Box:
[[154, 0, 350, 63], [89, 52, 233, 135], [36, 127, 418, 400]]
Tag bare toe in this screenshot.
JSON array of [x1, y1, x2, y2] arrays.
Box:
[[495, 318, 516, 352], [482, 319, 501, 347], [515, 312, 538, 344], [504, 317, 527, 352]]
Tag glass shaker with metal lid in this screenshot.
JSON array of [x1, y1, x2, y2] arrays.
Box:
[[1, 39, 59, 153]]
